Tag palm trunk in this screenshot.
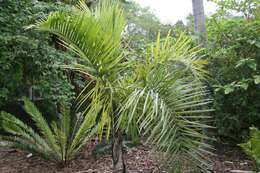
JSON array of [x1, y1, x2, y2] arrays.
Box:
[[192, 0, 207, 44], [112, 130, 126, 173]]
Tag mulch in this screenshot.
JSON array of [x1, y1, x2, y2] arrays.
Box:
[[210, 142, 254, 173], [0, 141, 255, 173], [0, 142, 163, 173]]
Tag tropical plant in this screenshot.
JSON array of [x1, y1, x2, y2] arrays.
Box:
[[33, 0, 212, 172], [239, 127, 260, 171], [0, 97, 94, 164]]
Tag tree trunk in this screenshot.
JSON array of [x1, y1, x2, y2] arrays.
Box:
[[112, 130, 126, 173], [192, 0, 207, 44]]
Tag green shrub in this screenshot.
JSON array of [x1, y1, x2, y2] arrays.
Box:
[[207, 1, 260, 141]]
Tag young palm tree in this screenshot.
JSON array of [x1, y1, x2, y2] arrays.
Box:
[[32, 0, 212, 172]]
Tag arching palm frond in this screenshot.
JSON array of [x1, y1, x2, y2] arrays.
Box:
[[34, 0, 125, 80], [117, 34, 213, 171], [150, 32, 209, 80]]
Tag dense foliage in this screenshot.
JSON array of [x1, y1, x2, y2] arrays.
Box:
[[207, 0, 260, 141], [0, 0, 75, 108]]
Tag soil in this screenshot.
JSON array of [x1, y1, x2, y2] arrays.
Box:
[[0, 141, 255, 173]]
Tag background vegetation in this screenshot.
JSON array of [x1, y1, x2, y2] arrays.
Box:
[[207, 0, 260, 141], [0, 0, 76, 106]]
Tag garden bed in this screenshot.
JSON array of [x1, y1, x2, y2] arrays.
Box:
[[0, 142, 163, 173], [211, 142, 254, 173], [0, 142, 254, 173]]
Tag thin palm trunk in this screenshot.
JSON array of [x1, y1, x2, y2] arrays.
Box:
[[112, 130, 126, 173], [192, 0, 207, 44]]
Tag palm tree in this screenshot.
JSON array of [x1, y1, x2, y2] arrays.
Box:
[[33, 0, 212, 172], [192, 0, 207, 44]]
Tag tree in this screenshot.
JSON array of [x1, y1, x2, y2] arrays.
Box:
[[210, 0, 259, 19], [192, 0, 207, 44], [34, 0, 212, 172]]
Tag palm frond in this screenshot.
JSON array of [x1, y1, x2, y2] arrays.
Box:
[[0, 99, 97, 163], [149, 32, 209, 80], [34, 0, 125, 79], [22, 97, 61, 158], [0, 111, 58, 161], [116, 33, 213, 170]]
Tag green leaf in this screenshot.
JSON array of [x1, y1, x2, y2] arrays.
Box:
[[240, 83, 249, 90], [236, 58, 257, 71], [255, 41, 260, 48], [224, 86, 234, 94], [254, 75, 260, 84]]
